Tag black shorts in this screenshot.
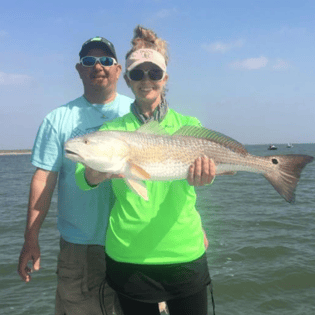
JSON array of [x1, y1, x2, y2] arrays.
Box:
[[105, 253, 211, 303]]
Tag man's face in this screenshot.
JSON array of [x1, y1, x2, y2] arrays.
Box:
[[76, 48, 122, 91]]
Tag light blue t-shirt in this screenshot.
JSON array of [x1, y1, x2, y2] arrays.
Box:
[[31, 94, 133, 245]]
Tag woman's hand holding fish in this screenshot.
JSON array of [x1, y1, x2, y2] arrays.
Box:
[[85, 166, 124, 186], [187, 156, 216, 186]]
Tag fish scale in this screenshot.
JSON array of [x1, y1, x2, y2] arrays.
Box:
[[123, 132, 268, 178]]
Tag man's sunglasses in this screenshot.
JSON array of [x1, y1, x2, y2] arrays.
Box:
[[127, 69, 165, 81], [80, 56, 117, 67]]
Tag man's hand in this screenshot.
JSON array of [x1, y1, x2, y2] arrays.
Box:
[[18, 238, 41, 282], [187, 156, 216, 186]]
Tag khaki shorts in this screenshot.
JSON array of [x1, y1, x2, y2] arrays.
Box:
[[55, 238, 123, 315]]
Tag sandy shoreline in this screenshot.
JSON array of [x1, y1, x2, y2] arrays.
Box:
[[0, 151, 32, 156]]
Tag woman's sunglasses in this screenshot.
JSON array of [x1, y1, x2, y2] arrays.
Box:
[[80, 56, 117, 67], [127, 69, 165, 81]]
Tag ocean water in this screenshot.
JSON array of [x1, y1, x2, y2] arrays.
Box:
[[0, 144, 314, 315]]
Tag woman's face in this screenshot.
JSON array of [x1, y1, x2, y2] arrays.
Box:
[[125, 62, 168, 105]]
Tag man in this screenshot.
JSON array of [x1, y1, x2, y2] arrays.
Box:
[[17, 36, 133, 315]]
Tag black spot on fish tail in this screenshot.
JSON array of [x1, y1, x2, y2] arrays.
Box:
[[263, 154, 314, 203]]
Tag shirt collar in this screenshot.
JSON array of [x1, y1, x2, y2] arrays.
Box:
[[131, 98, 168, 124]]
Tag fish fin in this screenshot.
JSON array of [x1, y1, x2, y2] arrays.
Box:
[[216, 171, 237, 176], [125, 178, 149, 200], [173, 126, 248, 156], [136, 121, 169, 135], [128, 161, 151, 180], [263, 154, 314, 203]]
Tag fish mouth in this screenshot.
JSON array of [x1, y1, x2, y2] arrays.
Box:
[[65, 149, 82, 160]]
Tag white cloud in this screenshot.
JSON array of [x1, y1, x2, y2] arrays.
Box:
[[0, 30, 8, 39], [145, 8, 178, 24], [229, 56, 268, 70], [0, 72, 34, 85], [155, 8, 177, 19], [202, 39, 244, 53], [273, 59, 290, 71], [277, 26, 307, 36]]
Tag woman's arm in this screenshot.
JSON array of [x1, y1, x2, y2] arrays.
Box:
[[75, 163, 124, 191]]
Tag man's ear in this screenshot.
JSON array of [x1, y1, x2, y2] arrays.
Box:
[[76, 63, 83, 79]]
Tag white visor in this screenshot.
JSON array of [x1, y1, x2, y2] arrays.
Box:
[[126, 49, 167, 72]]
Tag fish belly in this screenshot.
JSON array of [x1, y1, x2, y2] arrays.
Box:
[[138, 161, 191, 181]]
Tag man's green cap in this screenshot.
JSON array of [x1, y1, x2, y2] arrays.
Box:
[[79, 36, 118, 61]]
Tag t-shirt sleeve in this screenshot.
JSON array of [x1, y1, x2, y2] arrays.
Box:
[[31, 118, 63, 171]]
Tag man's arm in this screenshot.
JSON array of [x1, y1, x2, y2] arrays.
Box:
[[18, 168, 58, 282]]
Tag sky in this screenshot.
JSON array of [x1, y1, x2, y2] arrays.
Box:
[[1, 0, 315, 149]]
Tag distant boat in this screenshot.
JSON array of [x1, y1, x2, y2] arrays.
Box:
[[287, 143, 293, 148], [268, 145, 277, 150]]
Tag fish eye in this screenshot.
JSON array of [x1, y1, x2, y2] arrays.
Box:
[[84, 139, 90, 145], [272, 158, 278, 165]]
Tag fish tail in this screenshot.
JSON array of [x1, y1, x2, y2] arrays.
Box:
[[263, 154, 313, 203]]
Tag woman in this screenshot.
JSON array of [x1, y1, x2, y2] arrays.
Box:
[[76, 26, 215, 315]]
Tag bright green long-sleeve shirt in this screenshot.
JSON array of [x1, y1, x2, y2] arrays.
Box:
[[76, 109, 206, 264]]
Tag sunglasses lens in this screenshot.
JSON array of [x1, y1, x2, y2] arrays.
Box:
[[148, 69, 164, 81], [81, 56, 115, 67], [128, 69, 164, 81], [100, 57, 114, 66], [129, 69, 144, 81], [81, 56, 96, 67]]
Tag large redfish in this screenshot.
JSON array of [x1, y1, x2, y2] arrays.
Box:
[[65, 122, 313, 202]]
